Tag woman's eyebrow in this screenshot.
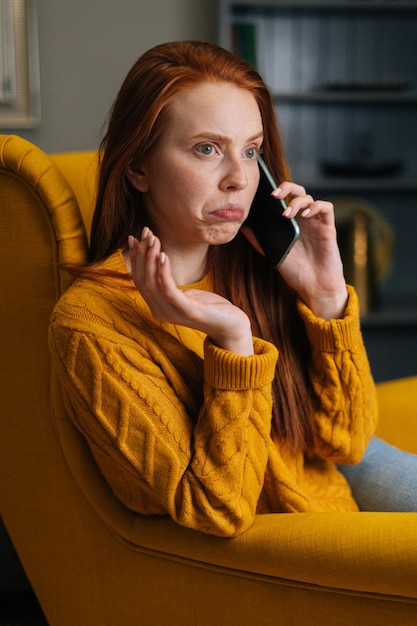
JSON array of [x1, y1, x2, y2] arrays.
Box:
[[191, 131, 264, 144]]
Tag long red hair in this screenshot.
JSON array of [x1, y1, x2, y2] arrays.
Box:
[[89, 41, 315, 453]]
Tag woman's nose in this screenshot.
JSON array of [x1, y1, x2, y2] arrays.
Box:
[[220, 157, 248, 191]]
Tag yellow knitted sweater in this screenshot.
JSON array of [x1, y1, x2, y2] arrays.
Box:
[[49, 250, 378, 537]]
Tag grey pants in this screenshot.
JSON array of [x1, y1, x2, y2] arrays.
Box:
[[338, 436, 417, 512]]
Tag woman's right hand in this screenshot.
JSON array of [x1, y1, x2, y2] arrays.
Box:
[[128, 229, 254, 356]]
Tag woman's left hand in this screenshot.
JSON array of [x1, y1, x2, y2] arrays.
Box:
[[244, 181, 348, 320]]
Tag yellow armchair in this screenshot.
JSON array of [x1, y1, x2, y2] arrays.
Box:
[[1, 134, 417, 626]]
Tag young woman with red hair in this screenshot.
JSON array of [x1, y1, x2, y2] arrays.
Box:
[[49, 41, 416, 537]]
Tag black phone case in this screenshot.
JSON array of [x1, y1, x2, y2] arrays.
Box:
[[245, 156, 300, 268]]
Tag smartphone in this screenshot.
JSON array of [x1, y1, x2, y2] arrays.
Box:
[[244, 155, 300, 269]]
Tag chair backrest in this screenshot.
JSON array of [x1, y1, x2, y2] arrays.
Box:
[[0, 137, 149, 615], [49, 149, 98, 242], [0, 135, 89, 455], [0, 134, 89, 590]]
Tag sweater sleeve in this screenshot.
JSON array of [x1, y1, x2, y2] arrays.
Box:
[[48, 311, 278, 537], [297, 285, 378, 464]]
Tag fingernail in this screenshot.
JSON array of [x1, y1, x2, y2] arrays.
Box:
[[302, 208, 311, 217], [159, 252, 166, 265], [128, 235, 135, 249], [272, 188, 282, 197], [141, 226, 150, 240], [148, 235, 155, 248]]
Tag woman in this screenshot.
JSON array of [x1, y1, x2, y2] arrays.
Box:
[[48, 41, 415, 537]]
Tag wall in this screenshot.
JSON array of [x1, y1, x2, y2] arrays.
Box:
[[7, 0, 218, 152]]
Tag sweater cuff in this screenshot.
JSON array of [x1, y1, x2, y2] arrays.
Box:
[[204, 337, 278, 390], [297, 285, 362, 352]]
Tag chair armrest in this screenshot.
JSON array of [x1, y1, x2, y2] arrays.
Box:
[[55, 405, 417, 603], [125, 510, 417, 601]]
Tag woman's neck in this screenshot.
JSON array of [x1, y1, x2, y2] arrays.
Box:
[[165, 245, 209, 286], [122, 243, 209, 287]]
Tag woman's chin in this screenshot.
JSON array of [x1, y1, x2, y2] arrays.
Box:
[[205, 223, 242, 246]]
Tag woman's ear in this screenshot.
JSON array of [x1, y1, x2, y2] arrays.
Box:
[[127, 167, 149, 192]]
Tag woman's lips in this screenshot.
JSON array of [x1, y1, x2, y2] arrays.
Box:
[[210, 204, 245, 221]]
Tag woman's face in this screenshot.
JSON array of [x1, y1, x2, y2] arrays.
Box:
[[130, 81, 263, 254]]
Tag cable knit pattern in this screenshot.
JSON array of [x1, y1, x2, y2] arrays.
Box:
[[49, 250, 378, 536]]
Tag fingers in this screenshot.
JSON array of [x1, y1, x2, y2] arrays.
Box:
[[288, 199, 333, 221], [130, 227, 163, 271], [271, 181, 334, 222], [128, 227, 171, 296]]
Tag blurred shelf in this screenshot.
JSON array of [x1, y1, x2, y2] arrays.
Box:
[[273, 90, 417, 104], [289, 171, 417, 193], [230, 0, 417, 13]]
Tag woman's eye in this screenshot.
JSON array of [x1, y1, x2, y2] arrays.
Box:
[[196, 144, 215, 156], [244, 147, 258, 160]]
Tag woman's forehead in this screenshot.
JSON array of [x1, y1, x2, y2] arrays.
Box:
[[166, 81, 263, 136]]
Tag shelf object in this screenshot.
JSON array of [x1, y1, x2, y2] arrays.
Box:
[[219, 0, 417, 192]]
